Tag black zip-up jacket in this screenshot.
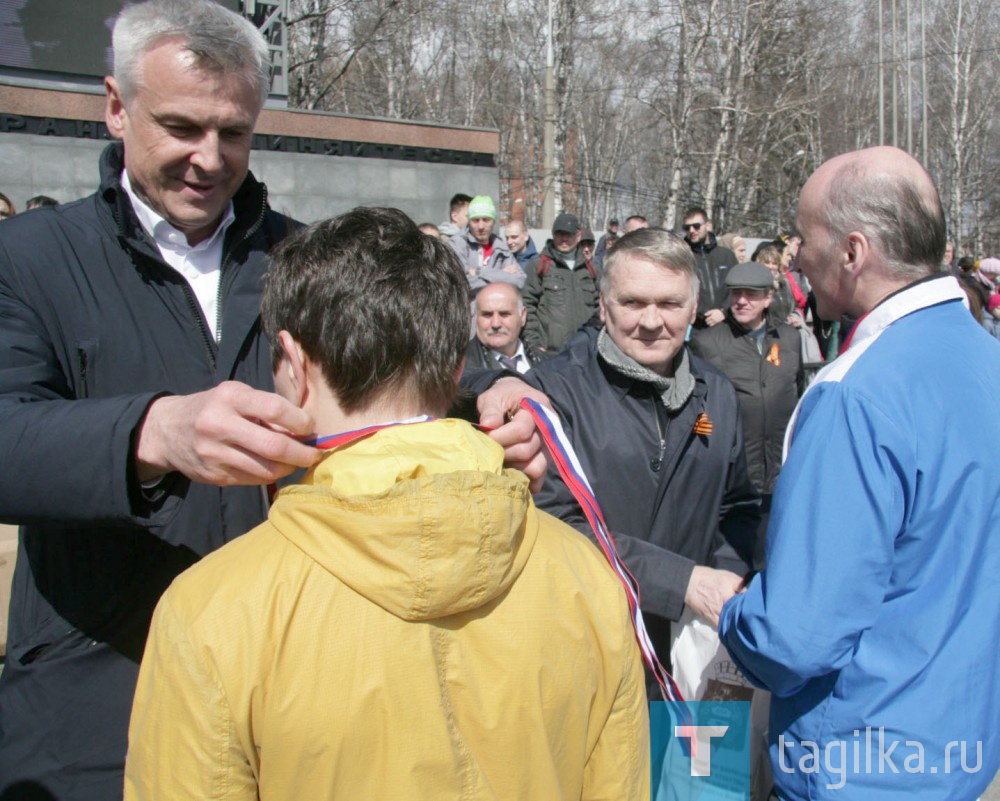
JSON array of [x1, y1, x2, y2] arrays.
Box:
[[0, 142, 295, 801], [526, 328, 759, 692], [686, 232, 737, 326], [691, 312, 804, 494]]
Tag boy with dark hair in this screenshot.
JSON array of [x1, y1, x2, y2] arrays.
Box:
[[124, 207, 648, 801], [439, 191, 473, 238]]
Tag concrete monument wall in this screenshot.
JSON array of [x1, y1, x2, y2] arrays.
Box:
[[0, 84, 500, 225]]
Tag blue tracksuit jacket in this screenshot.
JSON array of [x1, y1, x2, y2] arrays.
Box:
[[720, 275, 1000, 800]]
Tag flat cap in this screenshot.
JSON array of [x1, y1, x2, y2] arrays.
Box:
[[725, 262, 774, 290]]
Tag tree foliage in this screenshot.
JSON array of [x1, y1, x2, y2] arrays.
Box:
[[285, 0, 1000, 252]]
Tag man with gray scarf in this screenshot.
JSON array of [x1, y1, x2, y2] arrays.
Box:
[[527, 227, 759, 696]]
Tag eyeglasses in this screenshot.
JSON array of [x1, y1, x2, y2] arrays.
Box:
[[682, 222, 703, 231]]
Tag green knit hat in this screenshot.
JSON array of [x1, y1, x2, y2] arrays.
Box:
[[467, 195, 497, 220]]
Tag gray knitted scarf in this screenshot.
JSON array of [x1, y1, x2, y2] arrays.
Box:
[[597, 328, 695, 412]]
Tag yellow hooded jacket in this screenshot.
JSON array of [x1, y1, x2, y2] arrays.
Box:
[[125, 419, 649, 800]]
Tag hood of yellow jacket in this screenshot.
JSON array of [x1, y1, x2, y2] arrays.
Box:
[[268, 418, 537, 622]]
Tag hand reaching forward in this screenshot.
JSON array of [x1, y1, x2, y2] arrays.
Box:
[[135, 381, 319, 486], [476, 376, 552, 493], [684, 565, 745, 629]]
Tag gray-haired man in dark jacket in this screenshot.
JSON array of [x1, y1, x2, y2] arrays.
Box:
[[527, 227, 759, 697]]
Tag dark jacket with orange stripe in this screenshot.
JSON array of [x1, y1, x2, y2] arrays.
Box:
[[691, 311, 804, 494], [526, 327, 758, 690]]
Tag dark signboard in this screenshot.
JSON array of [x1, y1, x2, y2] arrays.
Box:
[[0, 0, 239, 78]]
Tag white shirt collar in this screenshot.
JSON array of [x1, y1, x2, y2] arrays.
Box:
[[121, 169, 235, 255], [846, 273, 966, 353], [121, 170, 235, 342], [491, 340, 529, 373]]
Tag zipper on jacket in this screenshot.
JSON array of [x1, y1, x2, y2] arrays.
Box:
[[214, 185, 269, 344], [182, 287, 218, 370], [77, 348, 88, 399], [759, 332, 773, 486], [650, 391, 668, 472], [111, 169, 271, 367]]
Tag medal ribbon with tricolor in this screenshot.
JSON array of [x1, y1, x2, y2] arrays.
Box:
[[518, 397, 688, 711], [306, 416, 436, 450]]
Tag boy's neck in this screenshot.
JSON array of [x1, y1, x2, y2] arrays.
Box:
[[310, 391, 441, 437]]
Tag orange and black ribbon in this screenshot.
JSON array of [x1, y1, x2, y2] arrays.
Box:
[[693, 411, 713, 437]]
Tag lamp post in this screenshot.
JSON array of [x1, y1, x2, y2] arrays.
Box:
[[905, 0, 913, 153], [891, 0, 898, 147]]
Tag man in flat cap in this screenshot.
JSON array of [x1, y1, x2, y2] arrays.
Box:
[[691, 262, 803, 565]]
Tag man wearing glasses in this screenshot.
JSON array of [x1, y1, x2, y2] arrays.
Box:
[[682, 205, 737, 327]]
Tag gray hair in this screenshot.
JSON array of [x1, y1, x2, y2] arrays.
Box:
[[601, 227, 700, 302], [113, 0, 271, 108], [823, 160, 946, 281]]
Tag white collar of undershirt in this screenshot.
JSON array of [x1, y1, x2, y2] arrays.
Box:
[[121, 170, 235, 254], [121, 170, 236, 341], [490, 340, 529, 373]]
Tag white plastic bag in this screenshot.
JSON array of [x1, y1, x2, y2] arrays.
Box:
[[670, 608, 772, 801]]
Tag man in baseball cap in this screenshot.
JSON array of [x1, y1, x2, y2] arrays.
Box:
[[522, 212, 599, 352]]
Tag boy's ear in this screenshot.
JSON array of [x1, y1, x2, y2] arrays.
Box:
[[277, 330, 309, 408]]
